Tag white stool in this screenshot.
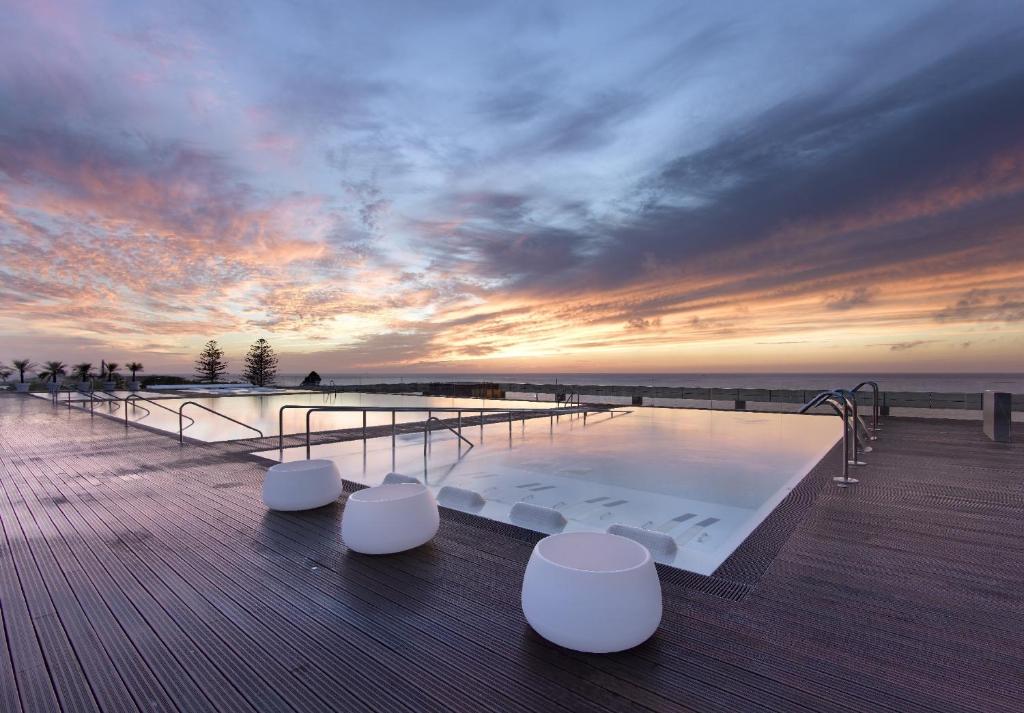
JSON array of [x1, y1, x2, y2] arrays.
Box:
[[341, 483, 439, 554], [262, 459, 343, 511], [521, 532, 662, 653]]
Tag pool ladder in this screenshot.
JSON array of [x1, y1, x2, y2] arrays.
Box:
[[799, 383, 881, 487]]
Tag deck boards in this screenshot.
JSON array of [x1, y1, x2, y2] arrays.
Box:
[[0, 394, 1022, 712]]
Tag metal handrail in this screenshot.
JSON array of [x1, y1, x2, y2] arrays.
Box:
[[292, 403, 621, 458], [277, 403, 589, 451], [90, 389, 122, 411], [178, 401, 264, 443], [833, 389, 869, 465], [425, 416, 475, 453], [799, 390, 858, 486], [851, 380, 880, 435], [124, 394, 195, 430]]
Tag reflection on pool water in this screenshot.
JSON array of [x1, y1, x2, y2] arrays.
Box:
[[257, 407, 841, 575], [49, 391, 557, 442]]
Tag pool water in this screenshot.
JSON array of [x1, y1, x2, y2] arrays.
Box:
[[55, 391, 557, 442], [257, 407, 841, 575]]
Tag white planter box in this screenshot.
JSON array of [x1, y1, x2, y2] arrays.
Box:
[[103, 381, 116, 390], [15, 383, 30, 393], [129, 381, 142, 391]]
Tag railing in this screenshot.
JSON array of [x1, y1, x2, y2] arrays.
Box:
[[124, 394, 195, 430], [424, 416, 475, 454], [851, 381, 880, 435], [178, 401, 264, 443], [274, 404, 628, 459], [799, 390, 858, 486]]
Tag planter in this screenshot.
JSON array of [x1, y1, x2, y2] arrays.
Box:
[[15, 383, 29, 393], [129, 381, 142, 391], [79, 381, 92, 391], [103, 381, 116, 391]]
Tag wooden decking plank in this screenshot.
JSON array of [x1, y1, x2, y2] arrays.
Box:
[[0, 476, 59, 713], [1, 456, 144, 713], [0, 461, 102, 713], [6, 452, 249, 713], [33, 455, 294, 713], [0, 395, 1022, 713], [94, 464, 585, 713], [41, 458, 411, 713], [50, 451, 508, 713]]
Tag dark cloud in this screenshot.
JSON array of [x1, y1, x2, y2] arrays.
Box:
[[872, 340, 936, 352], [824, 288, 875, 312], [421, 31, 1024, 312], [935, 290, 1024, 323]]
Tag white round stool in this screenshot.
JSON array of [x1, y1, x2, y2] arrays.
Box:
[[341, 483, 439, 555], [262, 459, 343, 511], [521, 532, 662, 653]]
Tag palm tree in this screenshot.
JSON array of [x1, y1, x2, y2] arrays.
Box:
[[0, 368, 11, 383], [105, 362, 120, 382], [39, 361, 68, 383], [72, 362, 93, 382], [11, 359, 35, 384], [126, 362, 144, 381]]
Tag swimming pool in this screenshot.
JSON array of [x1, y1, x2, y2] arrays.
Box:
[[257, 407, 841, 575], [66, 391, 558, 442]]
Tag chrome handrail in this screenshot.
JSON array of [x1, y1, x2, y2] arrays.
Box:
[[125, 394, 195, 430], [425, 416, 475, 454], [833, 389, 868, 465], [178, 401, 264, 443], [799, 390, 858, 486], [851, 380, 880, 435], [290, 404, 622, 458]]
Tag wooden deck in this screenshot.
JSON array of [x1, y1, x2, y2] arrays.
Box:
[[0, 394, 1021, 712]]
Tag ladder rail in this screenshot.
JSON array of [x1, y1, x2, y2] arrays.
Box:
[[178, 401, 264, 443]]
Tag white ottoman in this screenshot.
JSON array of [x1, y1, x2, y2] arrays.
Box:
[[262, 459, 343, 511], [341, 483, 439, 555], [521, 532, 662, 653]]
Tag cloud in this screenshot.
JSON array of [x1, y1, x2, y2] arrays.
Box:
[[871, 340, 936, 352], [824, 287, 874, 311], [3, 2, 1024, 370], [935, 289, 1024, 323], [626, 317, 662, 330]]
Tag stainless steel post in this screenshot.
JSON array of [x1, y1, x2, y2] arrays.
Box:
[[833, 397, 858, 486]]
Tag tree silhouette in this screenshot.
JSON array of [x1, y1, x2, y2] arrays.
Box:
[[243, 338, 278, 387], [195, 340, 229, 383], [40, 361, 69, 383], [11, 359, 35, 384], [126, 362, 144, 380]]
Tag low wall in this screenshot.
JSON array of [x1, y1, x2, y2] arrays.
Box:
[[328, 381, 1024, 412]]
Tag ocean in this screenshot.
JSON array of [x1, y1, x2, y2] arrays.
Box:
[[271, 372, 1024, 393]]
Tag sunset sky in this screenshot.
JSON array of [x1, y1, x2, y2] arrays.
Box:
[[2, 0, 1023, 374]]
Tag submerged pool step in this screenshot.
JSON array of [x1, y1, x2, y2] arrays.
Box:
[[607, 524, 678, 563], [510, 503, 567, 533]]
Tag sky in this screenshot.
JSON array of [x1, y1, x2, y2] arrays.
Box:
[[1, 0, 1023, 375]]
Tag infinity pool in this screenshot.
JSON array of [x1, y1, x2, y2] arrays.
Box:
[[73, 391, 558, 442], [258, 407, 841, 575]]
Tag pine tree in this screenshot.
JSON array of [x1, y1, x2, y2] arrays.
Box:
[[243, 338, 278, 387], [195, 340, 229, 383]]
